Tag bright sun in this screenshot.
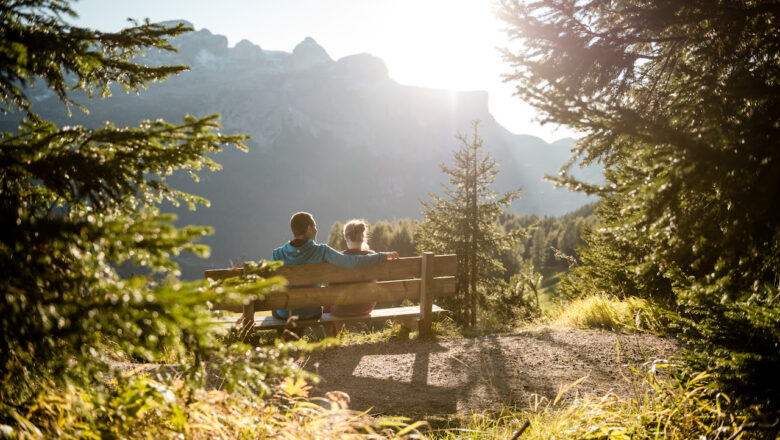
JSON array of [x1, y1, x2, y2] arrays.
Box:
[[372, 0, 505, 91]]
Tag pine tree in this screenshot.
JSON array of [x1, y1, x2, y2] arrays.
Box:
[[388, 219, 418, 257], [327, 221, 346, 250], [500, 0, 780, 411], [369, 221, 391, 251], [416, 121, 522, 327], [0, 2, 298, 436]]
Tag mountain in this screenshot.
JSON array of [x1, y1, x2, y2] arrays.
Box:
[[1, 21, 601, 279]]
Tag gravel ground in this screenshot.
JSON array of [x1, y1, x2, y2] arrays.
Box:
[[301, 328, 682, 417]]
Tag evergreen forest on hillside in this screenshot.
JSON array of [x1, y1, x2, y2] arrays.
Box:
[[1, 0, 778, 439], [328, 203, 595, 274]]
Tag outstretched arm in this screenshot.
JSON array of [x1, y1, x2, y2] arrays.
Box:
[[322, 245, 398, 269]]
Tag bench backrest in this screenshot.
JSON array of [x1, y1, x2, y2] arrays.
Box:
[[204, 253, 457, 335]]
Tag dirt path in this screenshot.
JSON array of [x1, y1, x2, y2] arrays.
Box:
[[302, 328, 681, 417]]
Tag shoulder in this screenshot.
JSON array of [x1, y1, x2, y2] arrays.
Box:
[[313, 241, 335, 252]]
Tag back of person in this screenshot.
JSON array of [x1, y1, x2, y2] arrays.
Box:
[[325, 219, 378, 318], [328, 248, 378, 317], [271, 212, 396, 321]]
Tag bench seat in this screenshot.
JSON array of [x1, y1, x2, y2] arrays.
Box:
[[205, 253, 456, 337], [213, 305, 445, 331]]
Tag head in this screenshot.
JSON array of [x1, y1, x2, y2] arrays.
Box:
[[343, 219, 369, 251], [290, 212, 317, 240]]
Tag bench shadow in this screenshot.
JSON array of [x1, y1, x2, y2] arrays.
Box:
[[303, 339, 456, 414], [458, 335, 561, 410], [302, 335, 572, 416]]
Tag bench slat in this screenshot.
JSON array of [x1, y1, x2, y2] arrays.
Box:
[[214, 305, 446, 330], [204, 254, 457, 286], [214, 276, 456, 312]]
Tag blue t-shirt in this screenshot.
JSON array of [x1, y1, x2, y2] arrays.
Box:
[[270, 239, 387, 320]]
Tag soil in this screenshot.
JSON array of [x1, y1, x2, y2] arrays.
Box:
[[301, 328, 682, 417]]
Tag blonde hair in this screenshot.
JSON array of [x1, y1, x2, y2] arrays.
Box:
[[343, 219, 369, 251]]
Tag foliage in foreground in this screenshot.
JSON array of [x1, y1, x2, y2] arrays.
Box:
[[4, 375, 423, 440], [0, 2, 345, 437], [500, 0, 780, 411], [429, 365, 776, 440]]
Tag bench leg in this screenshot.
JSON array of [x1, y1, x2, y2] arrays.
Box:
[[328, 323, 345, 338], [399, 317, 418, 339], [417, 316, 433, 338], [240, 302, 255, 338], [419, 252, 434, 338]]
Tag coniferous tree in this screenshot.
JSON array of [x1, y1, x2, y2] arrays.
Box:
[[417, 121, 523, 327], [388, 218, 418, 257], [496, 204, 595, 279], [500, 260, 543, 321], [0, 2, 300, 436], [500, 0, 780, 411], [369, 221, 391, 252], [327, 221, 346, 250]]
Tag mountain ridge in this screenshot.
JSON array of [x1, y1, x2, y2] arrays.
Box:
[[0, 21, 600, 278]]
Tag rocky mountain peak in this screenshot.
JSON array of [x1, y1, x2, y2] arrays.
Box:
[[290, 36, 334, 71], [335, 53, 389, 81], [230, 39, 263, 61]]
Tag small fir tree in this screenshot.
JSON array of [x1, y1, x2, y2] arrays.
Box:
[[416, 121, 523, 327]]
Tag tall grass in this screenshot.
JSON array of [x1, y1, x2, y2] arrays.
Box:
[[551, 294, 668, 334], [428, 364, 768, 439], [6, 375, 425, 439]]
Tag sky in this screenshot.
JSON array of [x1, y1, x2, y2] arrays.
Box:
[[71, 0, 577, 143]]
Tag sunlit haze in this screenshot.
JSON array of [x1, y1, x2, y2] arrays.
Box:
[[72, 0, 578, 143]]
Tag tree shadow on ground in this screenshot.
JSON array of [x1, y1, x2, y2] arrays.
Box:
[[302, 335, 567, 416]]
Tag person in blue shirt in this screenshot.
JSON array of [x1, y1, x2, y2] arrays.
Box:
[[271, 212, 399, 321]]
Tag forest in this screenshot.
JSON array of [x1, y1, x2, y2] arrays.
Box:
[[1, 0, 778, 439], [328, 203, 596, 274]]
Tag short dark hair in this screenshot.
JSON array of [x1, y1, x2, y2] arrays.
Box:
[[290, 212, 315, 237]]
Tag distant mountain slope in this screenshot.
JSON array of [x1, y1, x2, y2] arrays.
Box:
[[1, 21, 601, 279]]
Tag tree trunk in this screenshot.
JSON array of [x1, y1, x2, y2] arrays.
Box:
[[469, 139, 479, 328]]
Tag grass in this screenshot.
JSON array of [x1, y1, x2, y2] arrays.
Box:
[[12, 376, 426, 440], [226, 316, 461, 347], [27, 297, 770, 439], [334, 321, 417, 344], [549, 294, 669, 334], [412, 294, 776, 438], [304, 292, 668, 343], [425, 364, 765, 439], [537, 274, 561, 314]]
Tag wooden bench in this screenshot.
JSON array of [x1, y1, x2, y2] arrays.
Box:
[[204, 252, 457, 336]]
